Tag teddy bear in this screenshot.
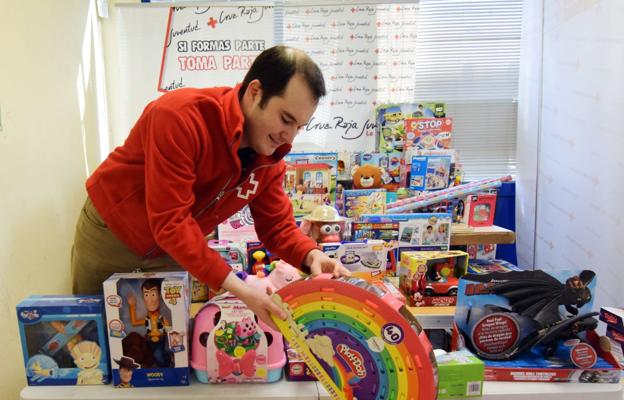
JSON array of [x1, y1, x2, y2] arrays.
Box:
[[352, 164, 383, 189], [351, 164, 397, 190]]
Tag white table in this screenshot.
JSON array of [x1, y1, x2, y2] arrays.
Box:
[[21, 379, 623, 400], [20, 379, 320, 400], [479, 381, 623, 400], [318, 381, 623, 399]]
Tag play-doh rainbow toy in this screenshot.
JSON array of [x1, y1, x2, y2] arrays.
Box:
[[271, 276, 438, 400]]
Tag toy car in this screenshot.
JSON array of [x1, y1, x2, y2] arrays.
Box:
[[425, 275, 459, 296]]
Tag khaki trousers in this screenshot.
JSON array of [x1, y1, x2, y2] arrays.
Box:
[[71, 198, 182, 295]]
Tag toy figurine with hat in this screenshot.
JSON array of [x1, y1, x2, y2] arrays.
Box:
[[113, 356, 139, 388], [300, 205, 348, 244]]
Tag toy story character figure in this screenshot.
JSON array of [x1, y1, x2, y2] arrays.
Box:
[[127, 279, 172, 367], [114, 356, 140, 388]]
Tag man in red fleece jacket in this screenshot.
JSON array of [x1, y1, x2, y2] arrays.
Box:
[[71, 45, 349, 326]]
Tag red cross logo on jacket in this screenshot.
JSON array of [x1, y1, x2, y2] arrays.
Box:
[[236, 173, 259, 200]]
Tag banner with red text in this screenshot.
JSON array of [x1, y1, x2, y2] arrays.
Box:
[[159, 5, 274, 91], [285, 3, 420, 151]]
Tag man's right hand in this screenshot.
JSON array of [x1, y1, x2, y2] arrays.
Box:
[[220, 272, 287, 330]]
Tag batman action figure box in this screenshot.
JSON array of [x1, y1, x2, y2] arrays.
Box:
[[454, 269, 621, 383]]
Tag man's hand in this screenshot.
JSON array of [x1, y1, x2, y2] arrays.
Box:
[[220, 272, 287, 330], [304, 248, 351, 278]]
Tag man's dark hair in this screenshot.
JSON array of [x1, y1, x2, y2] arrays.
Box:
[[239, 45, 326, 107]]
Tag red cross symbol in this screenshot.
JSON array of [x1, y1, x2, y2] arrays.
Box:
[[207, 17, 217, 29], [236, 173, 259, 200]]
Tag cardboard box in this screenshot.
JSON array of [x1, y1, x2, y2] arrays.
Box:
[[191, 241, 246, 302], [409, 155, 452, 191], [436, 349, 484, 398], [344, 189, 386, 219], [466, 243, 497, 260], [17, 295, 110, 386], [602, 329, 624, 368], [283, 152, 338, 217], [600, 306, 624, 334], [284, 344, 317, 381], [103, 272, 190, 387], [398, 250, 469, 306], [464, 193, 497, 227], [377, 102, 446, 153], [467, 258, 522, 274], [404, 117, 453, 150], [455, 269, 620, 383], [321, 240, 392, 279]]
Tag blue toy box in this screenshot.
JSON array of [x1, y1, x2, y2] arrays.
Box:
[[16, 295, 110, 386]]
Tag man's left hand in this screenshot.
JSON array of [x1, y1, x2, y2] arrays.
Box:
[[304, 249, 351, 278]]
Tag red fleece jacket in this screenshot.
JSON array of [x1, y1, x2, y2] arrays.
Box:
[[87, 85, 318, 290]]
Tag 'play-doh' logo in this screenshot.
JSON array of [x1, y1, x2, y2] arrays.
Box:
[[337, 344, 367, 379], [164, 284, 182, 305]]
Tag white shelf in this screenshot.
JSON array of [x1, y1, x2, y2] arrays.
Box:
[[479, 381, 623, 400], [318, 381, 624, 400], [21, 379, 623, 400], [20, 379, 320, 400]]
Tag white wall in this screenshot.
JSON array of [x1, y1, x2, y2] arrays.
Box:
[[100, 3, 168, 149], [0, 1, 105, 398], [515, 0, 542, 269], [517, 0, 624, 308]]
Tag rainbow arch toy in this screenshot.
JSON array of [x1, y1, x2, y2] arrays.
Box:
[[271, 276, 438, 400]]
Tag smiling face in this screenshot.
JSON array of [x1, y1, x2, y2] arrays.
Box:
[[240, 74, 318, 156], [71, 341, 101, 370]]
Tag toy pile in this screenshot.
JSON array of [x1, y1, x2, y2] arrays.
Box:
[[15, 102, 516, 399], [213, 102, 511, 311]]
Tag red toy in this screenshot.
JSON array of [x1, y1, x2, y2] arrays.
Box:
[[425, 261, 459, 296], [465, 193, 497, 227]]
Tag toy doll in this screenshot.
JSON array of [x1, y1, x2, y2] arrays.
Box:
[[114, 356, 140, 388], [71, 340, 104, 384], [300, 205, 347, 244], [127, 279, 172, 367]]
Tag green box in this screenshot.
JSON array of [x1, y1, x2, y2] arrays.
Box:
[[436, 349, 484, 398]]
